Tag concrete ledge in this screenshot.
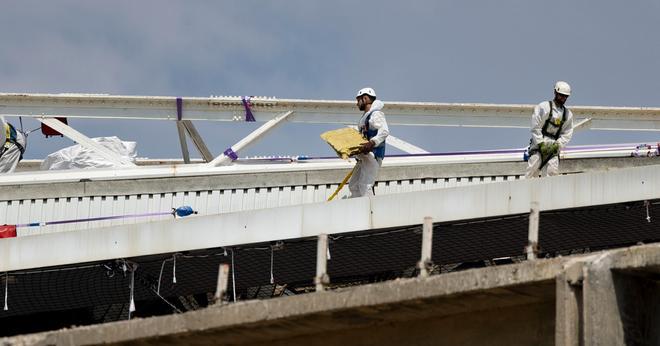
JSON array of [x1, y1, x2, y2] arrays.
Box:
[[1, 253, 570, 346]]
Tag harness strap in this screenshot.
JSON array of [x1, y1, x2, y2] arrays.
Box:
[[360, 111, 386, 159], [9, 139, 25, 160], [2, 123, 25, 161], [541, 100, 567, 140]]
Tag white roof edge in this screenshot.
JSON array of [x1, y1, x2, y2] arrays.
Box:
[[3, 142, 658, 186]]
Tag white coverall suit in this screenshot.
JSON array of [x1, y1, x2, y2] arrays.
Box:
[[349, 100, 389, 197], [0, 116, 26, 174], [525, 101, 574, 178]]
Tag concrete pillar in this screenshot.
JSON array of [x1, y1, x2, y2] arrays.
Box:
[[212, 263, 230, 305], [581, 254, 625, 346], [555, 263, 583, 346], [526, 201, 540, 260], [417, 217, 433, 278], [557, 250, 660, 345], [315, 234, 329, 291]]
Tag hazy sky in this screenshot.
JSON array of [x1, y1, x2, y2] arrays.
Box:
[[1, 1, 659, 159]]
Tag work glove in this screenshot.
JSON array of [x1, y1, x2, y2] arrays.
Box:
[[538, 142, 559, 163], [358, 140, 375, 154], [549, 142, 560, 156], [538, 142, 548, 157], [539, 142, 557, 157]]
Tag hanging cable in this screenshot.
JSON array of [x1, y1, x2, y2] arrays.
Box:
[[3, 272, 8, 311], [645, 200, 652, 223], [270, 245, 275, 284], [150, 288, 182, 314], [172, 254, 177, 284], [118, 259, 137, 320], [128, 267, 136, 319], [156, 257, 171, 295], [231, 249, 237, 302]]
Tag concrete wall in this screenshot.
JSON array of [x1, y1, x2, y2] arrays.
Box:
[[247, 303, 555, 346]]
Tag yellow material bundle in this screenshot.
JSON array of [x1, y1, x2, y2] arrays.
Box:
[[320, 127, 366, 159]]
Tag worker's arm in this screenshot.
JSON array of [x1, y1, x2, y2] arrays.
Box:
[[359, 111, 389, 153], [556, 110, 574, 148], [530, 103, 546, 147], [367, 111, 389, 146]]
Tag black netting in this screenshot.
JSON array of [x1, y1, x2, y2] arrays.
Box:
[[328, 228, 422, 281], [433, 214, 529, 264], [538, 201, 660, 254], [1, 199, 660, 336]]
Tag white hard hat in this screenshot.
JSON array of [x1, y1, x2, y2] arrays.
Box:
[[554, 81, 571, 96], [356, 87, 377, 98]]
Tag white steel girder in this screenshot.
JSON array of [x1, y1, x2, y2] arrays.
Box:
[[382, 135, 429, 154], [209, 111, 294, 166], [1, 93, 660, 130], [1, 163, 659, 272], [181, 120, 214, 162], [348, 125, 429, 154]]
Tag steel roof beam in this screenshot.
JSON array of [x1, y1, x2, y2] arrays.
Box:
[[181, 120, 214, 162], [1, 93, 660, 130]]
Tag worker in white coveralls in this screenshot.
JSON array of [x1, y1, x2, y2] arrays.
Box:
[[525, 81, 574, 178], [0, 116, 26, 173], [349, 87, 389, 197]]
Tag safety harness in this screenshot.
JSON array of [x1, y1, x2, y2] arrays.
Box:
[[541, 100, 567, 140], [1, 122, 25, 161], [360, 110, 386, 159], [525, 101, 568, 159]]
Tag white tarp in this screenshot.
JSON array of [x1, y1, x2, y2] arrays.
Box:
[[41, 136, 137, 170]]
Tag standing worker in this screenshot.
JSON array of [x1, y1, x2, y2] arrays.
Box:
[[0, 116, 26, 173], [349, 87, 389, 197], [525, 81, 574, 178]]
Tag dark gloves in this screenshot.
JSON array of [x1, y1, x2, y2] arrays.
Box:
[[358, 140, 375, 154]]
